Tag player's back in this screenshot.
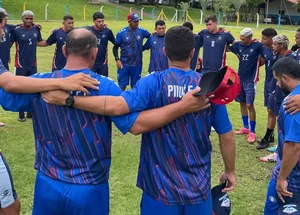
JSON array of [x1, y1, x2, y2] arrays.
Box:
[[199, 29, 235, 71], [11, 25, 42, 67], [121, 68, 232, 205]]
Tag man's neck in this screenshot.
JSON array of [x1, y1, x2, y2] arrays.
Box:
[[93, 25, 103, 31], [279, 48, 289, 56], [64, 57, 91, 70], [289, 81, 300, 92], [168, 60, 191, 71], [210, 28, 218, 34]]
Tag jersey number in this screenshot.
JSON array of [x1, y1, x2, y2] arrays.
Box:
[[97, 39, 101, 45], [242, 54, 249, 61], [28, 38, 32, 45], [211, 41, 215, 47], [2, 35, 6, 42], [267, 60, 270, 67]]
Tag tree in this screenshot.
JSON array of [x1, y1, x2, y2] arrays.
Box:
[[199, 0, 211, 12], [233, 0, 246, 13]]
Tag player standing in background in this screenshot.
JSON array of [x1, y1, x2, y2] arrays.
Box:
[[263, 57, 300, 215], [229, 28, 263, 143], [85, 12, 115, 77], [293, 28, 300, 63], [257, 28, 278, 149], [198, 15, 236, 73], [38, 15, 74, 71], [10, 10, 44, 122], [113, 13, 150, 90], [143, 20, 168, 73], [182, 21, 202, 71]]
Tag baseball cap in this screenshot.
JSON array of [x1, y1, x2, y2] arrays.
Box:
[[211, 182, 231, 215], [127, 13, 141, 22], [278, 192, 300, 215], [194, 66, 240, 105], [0, 8, 7, 16]]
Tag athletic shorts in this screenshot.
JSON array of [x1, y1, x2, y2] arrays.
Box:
[[264, 89, 277, 114], [14, 66, 37, 77], [235, 81, 256, 105], [0, 152, 17, 209], [92, 64, 109, 77], [117, 65, 142, 88], [140, 192, 213, 215], [264, 178, 280, 215], [32, 171, 109, 215]]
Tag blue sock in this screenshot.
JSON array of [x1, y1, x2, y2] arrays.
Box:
[[242, 115, 249, 129], [250, 120, 256, 133]]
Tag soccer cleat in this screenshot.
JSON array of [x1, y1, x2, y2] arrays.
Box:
[[247, 132, 256, 144], [18, 117, 26, 122], [27, 113, 32, 118], [234, 127, 250, 135], [256, 138, 270, 150], [0, 122, 4, 127]]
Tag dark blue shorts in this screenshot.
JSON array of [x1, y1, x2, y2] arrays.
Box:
[[14, 66, 37, 77], [235, 81, 256, 105], [32, 171, 109, 215], [92, 64, 109, 77], [117, 65, 142, 88], [140, 192, 212, 215], [264, 89, 277, 115], [264, 178, 280, 215]]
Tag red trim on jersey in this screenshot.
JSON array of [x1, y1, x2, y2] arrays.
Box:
[[221, 46, 227, 68], [254, 57, 260, 82], [14, 43, 22, 68], [52, 47, 57, 69], [284, 50, 293, 56]]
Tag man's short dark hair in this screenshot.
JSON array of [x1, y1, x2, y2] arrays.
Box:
[[63, 15, 74, 21], [204, 15, 217, 23], [182, 22, 193, 31], [155, 20, 165, 28], [165, 26, 194, 61], [297, 28, 300, 32], [273, 57, 300, 79], [66, 28, 97, 59], [0, 12, 4, 23], [262, 28, 277, 37], [93, 12, 105, 20]]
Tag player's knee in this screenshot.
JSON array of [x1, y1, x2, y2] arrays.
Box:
[[2, 198, 21, 215], [246, 103, 254, 110], [267, 109, 275, 116]]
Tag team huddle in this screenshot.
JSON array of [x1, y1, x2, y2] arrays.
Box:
[[1, 6, 300, 215]]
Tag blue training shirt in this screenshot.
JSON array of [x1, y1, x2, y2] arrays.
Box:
[[115, 26, 150, 67], [10, 25, 42, 68], [272, 85, 300, 192], [46, 28, 69, 70], [198, 30, 235, 71], [0, 24, 15, 70], [121, 68, 232, 205], [229, 41, 263, 82], [143, 34, 168, 73], [0, 69, 139, 185], [86, 26, 115, 66]]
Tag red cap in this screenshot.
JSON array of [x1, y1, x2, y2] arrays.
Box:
[[194, 66, 240, 105]]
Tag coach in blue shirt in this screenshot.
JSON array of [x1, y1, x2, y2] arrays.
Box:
[[0, 28, 209, 215], [43, 26, 236, 215]]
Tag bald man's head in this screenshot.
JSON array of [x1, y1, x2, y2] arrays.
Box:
[[65, 28, 97, 59]]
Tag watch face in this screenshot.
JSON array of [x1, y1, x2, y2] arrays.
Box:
[[66, 96, 74, 107]]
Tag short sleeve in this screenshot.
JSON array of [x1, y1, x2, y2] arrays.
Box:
[[0, 59, 8, 75], [284, 112, 300, 143], [143, 28, 151, 38], [37, 27, 42, 42], [226, 32, 235, 44], [143, 37, 151, 50], [10, 28, 17, 42], [105, 81, 139, 134], [115, 31, 122, 45], [198, 30, 204, 47], [229, 42, 239, 55], [109, 30, 115, 44], [212, 104, 232, 134], [121, 73, 158, 112]]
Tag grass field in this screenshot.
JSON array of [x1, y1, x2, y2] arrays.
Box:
[[0, 18, 298, 214]]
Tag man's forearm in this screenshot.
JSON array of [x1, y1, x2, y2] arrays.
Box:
[[0, 73, 62, 93], [37, 40, 48, 47], [219, 131, 236, 173], [73, 96, 129, 116], [278, 142, 300, 180], [129, 101, 185, 135]]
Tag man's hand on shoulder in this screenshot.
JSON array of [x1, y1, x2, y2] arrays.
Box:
[[179, 87, 210, 114], [42, 90, 68, 106], [59, 73, 100, 95]]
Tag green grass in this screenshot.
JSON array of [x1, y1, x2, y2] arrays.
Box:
[[0, 20, 297, 215]]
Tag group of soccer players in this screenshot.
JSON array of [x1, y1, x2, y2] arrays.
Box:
[[1, 6, 300, 215]]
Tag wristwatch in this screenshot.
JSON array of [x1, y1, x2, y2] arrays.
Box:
[[66, 94, 75, 107], [115, 57, 120, 61]]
